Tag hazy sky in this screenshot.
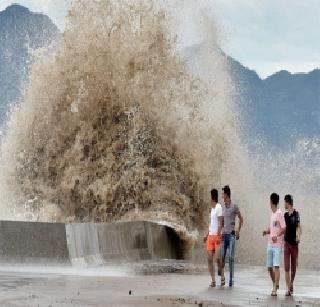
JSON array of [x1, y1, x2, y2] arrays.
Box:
[[0, 0, 319, 78]]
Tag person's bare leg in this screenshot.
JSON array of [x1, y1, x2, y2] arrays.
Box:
[[207, 251, 215, 283], [268, 267, 275, 284], [273, 267, 280, 293], [212, 252, 216, 282], [285, 271, 291, 292], [291, 270, 296, 284], [216, 246, 221, 275], [291, 271, 296, 289]]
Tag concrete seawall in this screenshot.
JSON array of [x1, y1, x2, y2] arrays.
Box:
[[0, 221, 182, 266], [66, 221, 182, 266], [0, 221, 70, 265]]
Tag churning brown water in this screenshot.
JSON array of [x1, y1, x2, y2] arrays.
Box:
[[0, 0, 238, 234], [0, 0, 319, 267]]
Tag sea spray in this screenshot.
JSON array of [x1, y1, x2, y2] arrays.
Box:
[[0, 1, 318, 268], [0, 0, 239, 247]]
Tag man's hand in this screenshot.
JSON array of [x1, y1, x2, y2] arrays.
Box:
[[272, 236, 277, 243], [235, 230, 240, 240]]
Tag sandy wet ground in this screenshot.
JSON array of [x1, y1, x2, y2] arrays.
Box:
[[0, 265, 319, 306]]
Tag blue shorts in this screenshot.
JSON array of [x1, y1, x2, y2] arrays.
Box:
[[267, 246, 282, 268]]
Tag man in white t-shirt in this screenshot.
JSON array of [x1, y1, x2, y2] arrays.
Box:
[[203, 189, 223, 287]]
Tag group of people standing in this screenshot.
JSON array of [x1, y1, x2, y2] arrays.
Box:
[[204, 186, 301, 297]]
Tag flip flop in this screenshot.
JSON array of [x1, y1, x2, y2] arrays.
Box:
[[271, 290, 277, 297], [209, 281, 216, 288], [285, 290, 291, 297]]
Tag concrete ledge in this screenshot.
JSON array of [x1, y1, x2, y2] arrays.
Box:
[[0, 220, 182, 266], [66, 221, 182, 266], [0, 221, 70, 265]]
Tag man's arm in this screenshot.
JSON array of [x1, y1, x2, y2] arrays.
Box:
[[203, 231, 209, 243], [236, 211, 243, 232], [297, 223, 302, 242], [218, 216, 224, 236], [272, 227, 286, 242], [204, 210, 210, 243], [263, 228, 270, 236], [279, 227, 286, 236], [235, 211, 243, 239], [297, 212, 302, 242]]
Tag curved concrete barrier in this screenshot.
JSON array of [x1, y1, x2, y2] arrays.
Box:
[[66, 221, 183, 266], [0, 220, 182, 266]]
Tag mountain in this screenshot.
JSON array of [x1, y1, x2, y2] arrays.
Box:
[[0, 5, 319, 148], [0, 4, 59, 122], [183, 44, 319, 148], [227, 56, 320, 148]]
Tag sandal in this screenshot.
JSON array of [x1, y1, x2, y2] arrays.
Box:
[[271, 290, 277, 297], [209, 281, 216, 288], [290, 285, 293, 293], [221, 276, 225, 286], [285, 291, 291, 297]]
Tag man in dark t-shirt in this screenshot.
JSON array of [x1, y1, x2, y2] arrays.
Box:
[[283, 194, 301, 296]]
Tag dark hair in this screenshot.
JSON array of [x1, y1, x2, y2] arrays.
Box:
[[211, 189, 218, 202], [222, 185, 231, 198], [284, 194, 293, 205], [270, 193, 279, 205]]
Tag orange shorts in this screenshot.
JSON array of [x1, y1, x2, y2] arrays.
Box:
[[207, 234, 221, 252]]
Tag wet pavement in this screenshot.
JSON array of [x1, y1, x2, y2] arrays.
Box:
[[0, 265, 319, 306]]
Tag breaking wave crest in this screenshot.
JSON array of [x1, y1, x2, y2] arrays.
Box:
[[0, 0, 240, 244]]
